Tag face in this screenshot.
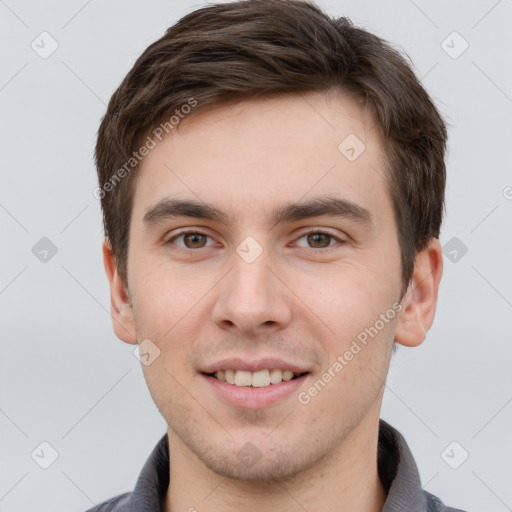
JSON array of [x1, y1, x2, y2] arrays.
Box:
[[115, 90, 407, 481]]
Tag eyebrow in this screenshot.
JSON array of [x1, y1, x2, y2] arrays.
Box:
[[142, 196, 373, 231]]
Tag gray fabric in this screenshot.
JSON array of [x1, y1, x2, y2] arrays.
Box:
[[85, 419, 468, 512]]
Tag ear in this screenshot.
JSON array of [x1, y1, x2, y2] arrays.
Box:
[[102, 238, 138, 345], [394, 238, 443, 347]]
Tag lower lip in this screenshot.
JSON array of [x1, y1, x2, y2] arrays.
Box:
[[202, 373, 309, 408]]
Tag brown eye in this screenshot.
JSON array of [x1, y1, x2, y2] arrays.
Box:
[[306, 232, 332, 248], [167, 230, 215, 250], [183, 233, 207, 248], [295, 230, 342, 250]]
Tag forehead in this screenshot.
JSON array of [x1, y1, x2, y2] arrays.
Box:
[[131, 90, 391, 229]]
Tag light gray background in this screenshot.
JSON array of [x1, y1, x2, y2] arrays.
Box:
[[1, 0, 511, 510]]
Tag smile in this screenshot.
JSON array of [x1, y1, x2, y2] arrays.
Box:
[[207, 369, 306, 387]]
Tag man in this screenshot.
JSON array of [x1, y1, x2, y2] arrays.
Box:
[[89, 0, 467, 510]]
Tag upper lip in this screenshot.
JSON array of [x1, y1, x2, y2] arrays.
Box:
[[200, 357, 311, 374]]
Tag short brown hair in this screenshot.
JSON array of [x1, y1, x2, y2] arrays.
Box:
[[95, 0, 448, 299]]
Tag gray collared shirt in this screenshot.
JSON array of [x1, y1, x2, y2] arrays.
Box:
[[85, 419, 468, 512]]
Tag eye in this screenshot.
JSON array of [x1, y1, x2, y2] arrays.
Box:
[[166, 228, 345, 252], [167, 230, 216, 250], [294, 229, 344, 250]]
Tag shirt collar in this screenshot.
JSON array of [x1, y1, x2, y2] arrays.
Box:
[[128, 419, 429, 511], [378, 419, 428, 511]]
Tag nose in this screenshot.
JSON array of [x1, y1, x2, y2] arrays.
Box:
[[211, 248, 293, 337]]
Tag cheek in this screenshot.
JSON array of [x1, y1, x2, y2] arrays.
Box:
[[290, 262, 388, 334], [292, 265, 396, 390], [129, 278, 201, 380], [131, 259, 201, 329], [303, 315, 395, 425]]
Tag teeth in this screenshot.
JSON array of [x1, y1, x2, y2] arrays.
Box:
[[282, 370, 294, 381], [225, 369, 236, 384], [213, 368, 302, 387], [269, 368, 283, 384], [234, 370, 252, 387], [251, 370, 270, 388]]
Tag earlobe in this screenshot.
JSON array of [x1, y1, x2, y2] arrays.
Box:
[[102, 238, 138, 345], [394, 238, 443, 348]]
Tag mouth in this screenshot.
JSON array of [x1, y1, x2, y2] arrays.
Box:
[[203, 368, 309, 388], [200, 362, 311, 408], [199, 358, 312, 408]]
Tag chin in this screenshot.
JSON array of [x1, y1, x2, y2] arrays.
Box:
[[185, 432, 326, 484], [201, 450, 316, 483]]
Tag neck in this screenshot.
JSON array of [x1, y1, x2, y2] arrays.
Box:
[[164, 412, 387, 512]]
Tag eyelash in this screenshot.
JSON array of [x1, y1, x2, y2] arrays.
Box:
[[166, 228, 345, 253]]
